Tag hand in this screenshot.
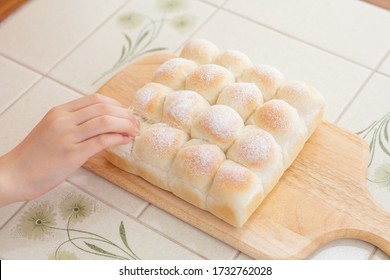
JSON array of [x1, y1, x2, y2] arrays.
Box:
[[0, 94, 140, 206]]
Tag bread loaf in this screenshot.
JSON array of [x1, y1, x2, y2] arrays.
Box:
[[191, 105, 244, 151], [213, 49, 253, 78], [207, 160, 264, 227], [132, 123, 189, 191], [216, 82, 263, 121], [130, 82, 172, 123], [153, 58, 198, 90], [185, 64, 234, 104], [162, 90, 210, 133], [275, 80, 325, 135], [239, 64, 285, 101], [180, 38, 219, 64], [104, 38, 325, 227], [170, 139, 225, 209]]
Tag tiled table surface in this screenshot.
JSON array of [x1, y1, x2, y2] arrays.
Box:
[[0, 0, 389, 260]]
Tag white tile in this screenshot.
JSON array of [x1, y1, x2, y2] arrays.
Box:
[[379, 52, 390, 77], [190, 9, 371, 121], [201, 0, 226, 6], [235, 253, 253, 260], [0, 56, 40, 113], [308, 239, 374, 260], [49, 0, 216, 94], [338, 74, 390, 212], [0, 78, 82, 155], [139, 205, 238, 259], [371, 249, 390, 260], [0, 182, 200, 259], [0, 202, 24, 228], [67, 168, 148, 218], [224, 0, 390, 68], [0, 0, 127, 73]]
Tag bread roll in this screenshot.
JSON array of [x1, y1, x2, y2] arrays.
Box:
[[185, 64, 234, 104], [248, 99, 307, 166], [275, 80, 325, 134], [169, 139, 226, 209], [191, 105, 245, 151], [226, 126, 284, 194], [130, 82, 172, 123], [105, 142, 138, 175], [162, 90, 210, 133], [216, 82, 263, 121], [132, 123, 189, 191], [240, 64, 285, 101], [180, 38, 220, 64], [206, 160, 264, 227], [213, 49, 253, 78], [153, 58, 198, 90]]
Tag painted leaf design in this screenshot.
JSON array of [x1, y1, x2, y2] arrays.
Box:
[[372, 163, 390, 188], [134, 30, 151, 51], [357, 112, 390, 167], [119, 221, 130, 251], [84, 242, 116, 257]]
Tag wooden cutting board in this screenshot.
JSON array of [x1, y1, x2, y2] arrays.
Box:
[[84, 53, 390, 259]]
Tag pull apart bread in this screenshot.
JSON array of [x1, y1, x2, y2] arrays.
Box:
[[104, 39, 325, 227]]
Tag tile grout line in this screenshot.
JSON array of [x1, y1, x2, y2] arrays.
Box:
[[135, 202, 151, 219], [0, 75, 44, 118], [173, 0, 229, 54], [334, 47, 390, 124], [43, 0, 132, 77], [378, 70, 390, 79], [0, 0, 132, 90], [368, 247, 378, 260], [219, 6, 377, 72], [232, 250, 242, 260], [0, 202, 28, 231]]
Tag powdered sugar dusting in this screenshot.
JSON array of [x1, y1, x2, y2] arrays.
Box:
[[237, 130, 273, 165], [155, 58, 196, 77], [195, 64, 230, 86], [183, 145, 220, 177], [200, 105, 243, 140], [181, 39, 219, 64], [164, 91, 197, 128], [256, 100, 295, 130], [220, 83, 262, 106], [147, 126, 179, 156], [135, 87, 155, 109], [217, 163, 250, 188]]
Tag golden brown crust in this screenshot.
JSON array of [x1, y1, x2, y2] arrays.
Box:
[[180, 38, 220, 64], [240, 64, 285, 101], [185, 64, 234, 104], [153, 58, 198, 90]]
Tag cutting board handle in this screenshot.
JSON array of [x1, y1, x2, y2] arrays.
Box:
[[348, 191, 390, 256]]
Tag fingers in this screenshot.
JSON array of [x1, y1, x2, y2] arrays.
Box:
[[61, 93, 123, 112], [63, 94, 141, 143], [78, 133, 131, 159], [71, 102, 139, 127], [74, 115, 139, 143]]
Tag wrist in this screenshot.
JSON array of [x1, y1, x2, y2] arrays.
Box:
[[0, 150, 26, 207]]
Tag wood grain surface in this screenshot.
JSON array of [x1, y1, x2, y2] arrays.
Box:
[[0, 0, 28, 22], [84, 53, 390, 259]]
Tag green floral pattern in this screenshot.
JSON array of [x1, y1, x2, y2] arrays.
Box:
[[93, 0, 197, 85], [14, 194, 140, 260], [356, 111, 390, 190]]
